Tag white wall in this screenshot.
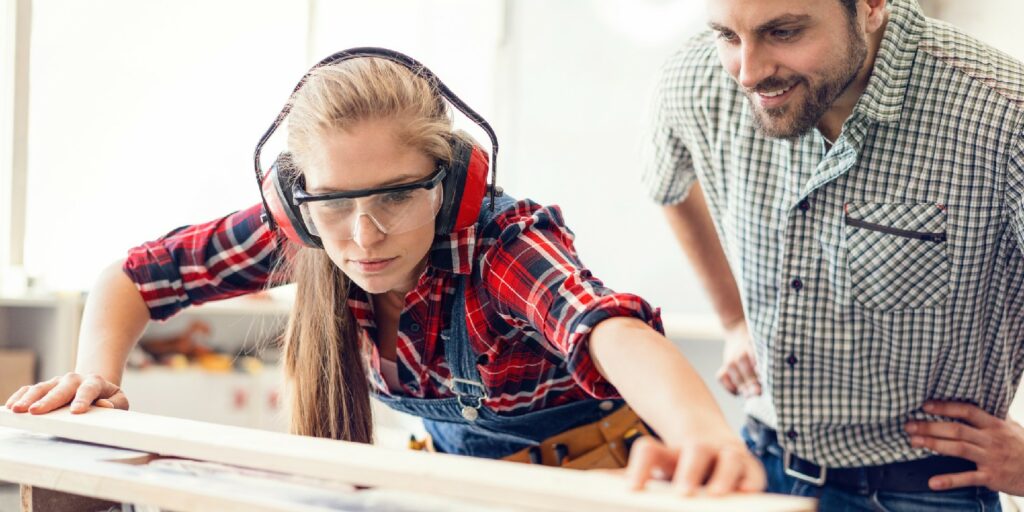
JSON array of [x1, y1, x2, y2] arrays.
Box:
[[938, 0, 1024, 59], [23, 0, 309, 291], [12, 0, 1024, 317], [499, 0, 713, 315], [0, 0, 16, 274], [308, 0, 503, 140]]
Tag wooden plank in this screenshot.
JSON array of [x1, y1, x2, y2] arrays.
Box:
[[0, 428, 523, 512], [0, 407, 815, 512]]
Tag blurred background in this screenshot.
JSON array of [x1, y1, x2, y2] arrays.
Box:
[[3, 0, 1023, 312], [0, 0, 1022, 471]]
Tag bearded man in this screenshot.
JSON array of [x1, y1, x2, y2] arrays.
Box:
[[636, 0, 1024, 508]]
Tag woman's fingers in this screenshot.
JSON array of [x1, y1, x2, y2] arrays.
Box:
[[626, 437, 767, 496], [672, 444, 714, 496], [29, 374, 86, 414], [626, 436, 679, 490], [105, 390, 130, 410], [69, 374, 110, 413], [703, 446, 745, 496], [739, 456, 768, 492], [5, 385, 33, 409], [8, 376, 61, 413]]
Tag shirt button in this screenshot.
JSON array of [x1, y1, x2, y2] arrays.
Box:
[[786, 353, 799, 367], [798, 199, 811, 212], [790, 278, 803, 291], [599, 400, 615, 412], [786, 429, 798, 441], [409, 324, 421, 333], [476, 354, 490, 365]]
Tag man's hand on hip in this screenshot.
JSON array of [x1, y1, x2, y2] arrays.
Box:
[[906, 400, 1024, 496], [716, 321, 761, 398]]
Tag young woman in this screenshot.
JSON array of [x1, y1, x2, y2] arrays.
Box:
[[5, 49, 763, 495]]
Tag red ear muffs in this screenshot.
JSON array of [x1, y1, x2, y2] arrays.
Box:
[[435, 138, 490, 235], [254, 49, 501, 243], [260, 152, 323, 248]]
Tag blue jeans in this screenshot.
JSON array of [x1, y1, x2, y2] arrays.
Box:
[[741, 426, 1001, 511]]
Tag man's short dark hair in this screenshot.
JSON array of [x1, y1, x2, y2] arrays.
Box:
[[839, 0, 858, 19]]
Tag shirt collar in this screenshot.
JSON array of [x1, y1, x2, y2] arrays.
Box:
[[426, 223, 477, 276], [854, 0, 926, 123]]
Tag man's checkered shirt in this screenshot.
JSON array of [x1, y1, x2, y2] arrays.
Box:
[[643, 0, 1024, 466]]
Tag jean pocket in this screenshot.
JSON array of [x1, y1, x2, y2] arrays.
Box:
[[844, 202, 950, 311]]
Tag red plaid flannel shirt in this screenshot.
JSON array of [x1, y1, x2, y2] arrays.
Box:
[[124, 199, 663, 413]]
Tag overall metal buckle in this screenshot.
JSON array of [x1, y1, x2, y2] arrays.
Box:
[[448, 378, 487, 422], [783, 450, 827, 486]]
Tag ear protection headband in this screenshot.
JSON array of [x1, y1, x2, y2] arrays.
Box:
[[252, 47, 500, 248]]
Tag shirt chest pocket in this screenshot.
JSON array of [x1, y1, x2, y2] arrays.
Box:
[[844, 202, 950, 311]]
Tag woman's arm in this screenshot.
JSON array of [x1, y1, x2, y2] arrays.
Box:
[[5, 204, 286, 415], [5, 259, 148, 414], [478, 199, 764, 494], [588, 317, 765, 495]]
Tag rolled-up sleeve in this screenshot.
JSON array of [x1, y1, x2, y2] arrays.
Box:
[[641, 54, 699, 206], [480, 200, 664, 399], [1009, 128, 1024, 253], [122, 203, 289, 320]]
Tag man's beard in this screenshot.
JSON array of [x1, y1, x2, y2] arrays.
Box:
[[746, 28, 869, 139]]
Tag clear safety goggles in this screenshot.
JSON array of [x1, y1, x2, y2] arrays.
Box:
[[292, 168, 446, 241]]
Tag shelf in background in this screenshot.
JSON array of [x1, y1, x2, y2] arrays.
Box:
[[0, 292, 83, 308]]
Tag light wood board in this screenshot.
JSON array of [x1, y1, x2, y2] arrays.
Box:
[[0, 407, 816, 512], [0, 427, 525, 511]]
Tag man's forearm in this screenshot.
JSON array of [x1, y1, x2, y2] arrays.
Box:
[[662, 183, 744, 328]]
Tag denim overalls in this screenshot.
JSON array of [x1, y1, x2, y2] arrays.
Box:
[[373, 194, 626, 459]]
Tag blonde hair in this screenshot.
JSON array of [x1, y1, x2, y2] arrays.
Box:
[[278, 58, 458, 443]]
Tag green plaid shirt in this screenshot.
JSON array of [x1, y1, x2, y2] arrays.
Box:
[[643, 0, 1024, 467]]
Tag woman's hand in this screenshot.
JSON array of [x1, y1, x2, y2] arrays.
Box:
[[716, 321, 761, 397], [626, 433, 766, 496], [5, 372, 129, 414]]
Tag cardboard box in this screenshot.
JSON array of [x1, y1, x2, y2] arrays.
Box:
[[0, 349, 36, 402]]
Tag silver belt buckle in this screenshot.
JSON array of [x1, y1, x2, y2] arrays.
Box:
[[783, 450, 827, 486]]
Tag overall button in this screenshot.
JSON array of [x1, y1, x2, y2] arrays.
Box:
[[461, 406, 479, 422], [790, 278, 803, 291]]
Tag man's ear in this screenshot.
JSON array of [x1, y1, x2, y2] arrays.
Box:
[[862, 0, 888, 34]]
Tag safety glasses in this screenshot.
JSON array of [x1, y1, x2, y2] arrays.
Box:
[[292, 168, 447, 241]]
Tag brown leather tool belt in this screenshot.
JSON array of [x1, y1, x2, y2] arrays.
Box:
[[501, 404, 650, 470]]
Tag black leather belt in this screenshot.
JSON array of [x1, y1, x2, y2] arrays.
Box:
[[745, 417, 978, 493]]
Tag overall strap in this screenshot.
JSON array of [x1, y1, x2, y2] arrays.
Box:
[[443, 193, 518, 419]]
